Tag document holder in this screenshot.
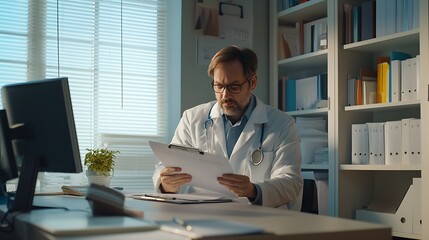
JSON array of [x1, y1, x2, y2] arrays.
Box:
[[356, 178, 422, 234]]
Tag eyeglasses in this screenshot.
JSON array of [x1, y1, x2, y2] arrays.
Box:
[[211, 81, 249, 94]]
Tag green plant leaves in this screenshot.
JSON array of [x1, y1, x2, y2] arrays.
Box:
[[84, 148, 120, 176]]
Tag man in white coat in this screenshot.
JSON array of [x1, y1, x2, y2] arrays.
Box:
[[153, 46, 302, 208]]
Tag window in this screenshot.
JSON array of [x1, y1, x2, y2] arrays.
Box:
[[0, 0, 172, 193]]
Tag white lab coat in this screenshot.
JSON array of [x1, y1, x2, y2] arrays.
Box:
[[153, 96, 303, 208]]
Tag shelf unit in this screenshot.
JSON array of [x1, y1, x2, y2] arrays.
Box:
[[336, 0, 420, 223], [270, 0, 429, 239], [269, 0, 336, 216]]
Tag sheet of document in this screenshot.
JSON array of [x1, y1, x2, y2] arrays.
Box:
[[149, 141, 234, 197]]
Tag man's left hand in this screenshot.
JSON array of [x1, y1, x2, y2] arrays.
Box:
[[217, 174, 255, 198]]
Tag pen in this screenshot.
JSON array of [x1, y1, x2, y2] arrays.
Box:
[[172, 217, 193, 231], [144, 194, 177, 200]]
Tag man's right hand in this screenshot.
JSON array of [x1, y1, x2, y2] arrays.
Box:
[[159, 167, 192, 193]]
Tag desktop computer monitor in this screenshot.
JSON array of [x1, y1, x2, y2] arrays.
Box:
[[0, 77, 82, 212], [0, 109, 18, 204]]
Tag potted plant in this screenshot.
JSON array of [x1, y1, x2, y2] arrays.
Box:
[[84, 148, 119, 187]]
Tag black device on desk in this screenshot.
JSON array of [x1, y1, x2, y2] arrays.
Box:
[[0, 78, 82, 213], [86, 184, 143, 218]]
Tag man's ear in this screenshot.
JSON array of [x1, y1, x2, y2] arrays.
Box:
[[250, 75, 257, 90]]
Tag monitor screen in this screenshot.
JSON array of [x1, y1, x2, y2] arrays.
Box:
[[0, 109, 18, 203], [1, 77, 82, 212]]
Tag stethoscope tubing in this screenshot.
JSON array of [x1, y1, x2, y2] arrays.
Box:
[[204, 103, 265, 166]]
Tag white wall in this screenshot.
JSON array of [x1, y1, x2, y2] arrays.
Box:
[[180, 0, 269, 113]]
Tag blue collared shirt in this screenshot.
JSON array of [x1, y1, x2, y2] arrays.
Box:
[[223, 95, 256, 158], [221, 95, 262, 205]]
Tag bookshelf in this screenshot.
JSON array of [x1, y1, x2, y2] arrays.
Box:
[[269, 0, 335, 216], [270, 0, 428, 239]]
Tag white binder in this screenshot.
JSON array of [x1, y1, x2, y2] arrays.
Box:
[[401, 118, 412, 165], [401, 57, 418, 101], [384, 120, 402, 165], [295, 79, 304, 111], [363, 80, 377, 104], [390, 60, 401, 102], [408, 119, 421, 165], [415, 55, 420, 100], [351, 124, 369, 164], [367, 122, 385, 165], [303, 76, 318, 110], [303, 17, 327, 54]]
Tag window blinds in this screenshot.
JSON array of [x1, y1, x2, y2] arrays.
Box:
[[0, 0, 168, 193]]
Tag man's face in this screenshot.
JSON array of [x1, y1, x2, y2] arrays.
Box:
[[212, 60, 256, 123]]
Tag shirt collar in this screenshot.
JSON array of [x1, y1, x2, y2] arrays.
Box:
[[222, 95, 256, 127]]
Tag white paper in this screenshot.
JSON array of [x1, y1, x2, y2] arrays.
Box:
[[149, 141, 235, 197]]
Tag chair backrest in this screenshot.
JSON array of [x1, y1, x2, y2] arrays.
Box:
[[300, 179, 319, 214]]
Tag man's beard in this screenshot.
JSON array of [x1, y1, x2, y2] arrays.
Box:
[[221, 99, 241, 117]]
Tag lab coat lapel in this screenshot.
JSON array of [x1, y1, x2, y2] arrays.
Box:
[[210, 103, 228, 157]]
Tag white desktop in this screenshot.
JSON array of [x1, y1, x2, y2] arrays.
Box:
[[0, 193, 391, 240]]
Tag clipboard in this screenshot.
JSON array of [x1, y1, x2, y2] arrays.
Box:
[[168, 144, 204, 155], [131, 194, 233, 204], [149, 141, 235, 197]]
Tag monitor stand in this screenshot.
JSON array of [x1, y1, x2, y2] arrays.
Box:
[[8, 156, 40, 213]]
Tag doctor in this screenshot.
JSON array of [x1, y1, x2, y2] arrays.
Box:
[[153, 46, 302, 208]]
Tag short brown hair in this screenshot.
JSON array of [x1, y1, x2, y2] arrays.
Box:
[[207, 45, 258, 81]]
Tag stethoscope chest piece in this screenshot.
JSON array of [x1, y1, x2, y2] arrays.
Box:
[[251, 148, 264, 166]]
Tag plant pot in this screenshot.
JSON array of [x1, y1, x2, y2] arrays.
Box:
[[85, 169, 113, 187]]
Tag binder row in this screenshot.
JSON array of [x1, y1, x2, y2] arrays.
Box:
[[351, 119, 421, 165], [343, 0, 419, 44], [278, 73, 327, 112], [278, 17, 327, 60], [347, 53, 420, 106]]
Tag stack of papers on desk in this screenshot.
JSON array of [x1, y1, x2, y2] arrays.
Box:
[[157, 219, 266, 239], [34, 215, 159, 236], [131, 193, 233, 204]]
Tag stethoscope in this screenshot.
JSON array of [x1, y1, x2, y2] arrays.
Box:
[[204, 104, 265, 166]]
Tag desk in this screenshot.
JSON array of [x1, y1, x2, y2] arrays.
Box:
[[0, 195, 390, 240]]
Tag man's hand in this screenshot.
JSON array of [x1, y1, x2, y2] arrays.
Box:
[[159, 167, 192, 193], [217, 174, 256, 198]]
